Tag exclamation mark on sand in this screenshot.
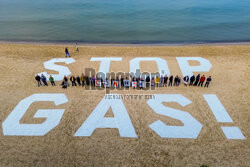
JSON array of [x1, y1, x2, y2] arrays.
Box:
[[203, 94, 245, 140]]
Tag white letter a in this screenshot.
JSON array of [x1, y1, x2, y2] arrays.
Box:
[[74, 94, 137, 138]]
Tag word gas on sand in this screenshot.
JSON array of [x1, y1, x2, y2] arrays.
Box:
[[2, 57, 246, 140]]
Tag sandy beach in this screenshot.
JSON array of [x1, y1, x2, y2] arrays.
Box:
[[0, 43, 249, 167]]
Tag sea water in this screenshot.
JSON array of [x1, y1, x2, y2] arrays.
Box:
[[0, 0, 249, 44]]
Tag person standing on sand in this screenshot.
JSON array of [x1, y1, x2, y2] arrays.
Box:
[[189, 75, 195, 86], [65, 47, 70, 57], [155, 76, 159, 87], [61, 81, 67, 89], [41, 74, 48, 86], [160, 76, 164, 87], [64, 76, 69, 86], [168, 75, 173, 86], [151, 77, 155, 87], [174, 75, 178, 86], [35, 74, 42, 87], [198, 75, 206, 87], [163, 75, 168, 87], [204, 76, 212, 87], [70, 75, 77, 86], [75, 43, 79, 52], [76, 75, 81, 86], [183, 75, 189, 86], [121, 76, 124, 87], [49, 75, 56, 86], [80, 74, 85, 86], [146, 76, 150, 87], [194, 74, 200, 86], [86, 75, 90, 86], [177, 76, 181, 86]]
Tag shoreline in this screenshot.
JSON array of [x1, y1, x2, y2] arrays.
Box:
[[1, 40, 250, 47]]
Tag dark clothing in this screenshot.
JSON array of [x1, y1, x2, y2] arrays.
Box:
[[146, 76, 150, 87], [183, 76, 189, 86], [76, 76, 81, 86], [63, 77, 69, 86], [65, 48, 70, 57], [177, 78, 181, 86], [86, 77, 90, 86], [174, 76, 178, 86], [50, 81, 55, 86], [61, 81, 67, 89], [41, 76, 48, 86], [168, 76, 173, 86], [164, 76, 168, 84], [204, 77, 212, 87], [35, 75, 42, 87], [198, 81, 204, 87], [35, 75, 41, 81], [194, 74, 200, 86], [190, 75, 195, 86], [70, 76, 77, 86], [121, 78, 124, 87], [183, 76, 189, 82], [91, 77, 95, 86]]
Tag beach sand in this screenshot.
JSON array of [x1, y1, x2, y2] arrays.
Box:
[[0, 43, 249, 167]]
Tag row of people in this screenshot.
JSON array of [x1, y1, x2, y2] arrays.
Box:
[[183, 74, 212, 87], [35, 74, 212, 89], [35, 74, 55, 87]]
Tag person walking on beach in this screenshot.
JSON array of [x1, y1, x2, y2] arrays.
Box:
[[168, 75, 173, 86], [189, 75, 195, 86], [65, 47, 70, 57], [204, 76, 212, 87], [198, 75, 206, 87], [194, 74, 200, 86], [70, 75, 77, 86], [35, 74, 42, 87], [76, 75, 81, 86], [49, 75, 56, 86], [75, 43, 79, 52], [41, 74, 48, 86]]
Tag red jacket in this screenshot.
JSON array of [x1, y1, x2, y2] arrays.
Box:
[[200, 76, 205, 82]]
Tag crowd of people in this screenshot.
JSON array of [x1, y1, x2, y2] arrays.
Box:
[[35, 73, 212, 89], [36, 46, 213, 89]]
